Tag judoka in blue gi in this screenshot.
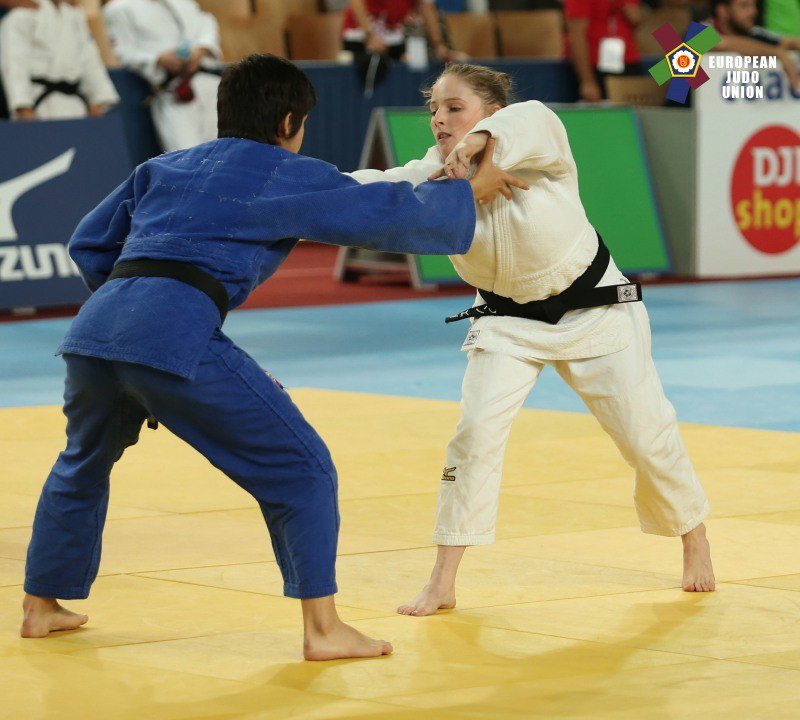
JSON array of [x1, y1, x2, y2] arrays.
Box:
[[19, 54, 528, 660]]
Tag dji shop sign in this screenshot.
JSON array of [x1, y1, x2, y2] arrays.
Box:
[[0, 114, 132, 310]]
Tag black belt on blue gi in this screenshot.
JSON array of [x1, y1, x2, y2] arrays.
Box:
[[444, 235, 642, 326], [31, 77, 89, 111], [107, 259, 230, 324]]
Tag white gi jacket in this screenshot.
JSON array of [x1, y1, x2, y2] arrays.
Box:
[[102, 0, 221, 87], [350, 100, 635, 360], [0, 0, 119, 119]]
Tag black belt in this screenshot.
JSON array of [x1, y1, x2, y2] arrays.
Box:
[[445, 235, 642, 325], [107, 259, 229, 324], [31, 77, 88, 111]]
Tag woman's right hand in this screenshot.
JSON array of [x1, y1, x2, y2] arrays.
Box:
[[431, 132, 489, 180], [466, 138, 529, 205]]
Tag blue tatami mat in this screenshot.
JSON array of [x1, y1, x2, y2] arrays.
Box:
[[1, 278, 799, 432]]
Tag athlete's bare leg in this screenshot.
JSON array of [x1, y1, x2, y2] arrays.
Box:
[[397, 545, 465, 616], [681, 523, 715, 592], [302, 595, 393, 660], [20, 595, 88, 637]]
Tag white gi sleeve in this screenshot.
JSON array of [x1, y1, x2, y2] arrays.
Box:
[[103, 3, 166, 86], [184, 0, 221, 58], [468, 100, 570, 173], [76, 9, 120, 107], [0, 10, 36, 113], [348, 146, 443, 187]]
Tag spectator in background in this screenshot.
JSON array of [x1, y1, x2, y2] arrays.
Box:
[[713, 0, 800, 45], [564, 0, 643, 103], [764, 0, 800, 35], [0, 0, 41, 117], [342, 0, 451, 63], [103, 0, 222, 152], [0, 0, 119, 120], [710, 0, 800, 88], [691, 0, 713, 22]]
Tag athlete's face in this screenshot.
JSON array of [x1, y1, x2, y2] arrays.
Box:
[[429, 75, 499, 158], [726, 0, 758, 34]]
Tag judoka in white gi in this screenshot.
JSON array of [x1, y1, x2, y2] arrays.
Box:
[[0, 0, 119, 120], [350, 64, 716, 615], [103, 0, 221, 152], [18, 54, 527, 659]]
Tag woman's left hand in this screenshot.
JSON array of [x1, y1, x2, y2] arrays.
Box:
[[429, 132, 490, 180]]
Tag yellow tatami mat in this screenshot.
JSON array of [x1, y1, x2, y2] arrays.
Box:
[[2, 389, 800, 719]]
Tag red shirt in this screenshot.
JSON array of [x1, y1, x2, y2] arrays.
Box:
[[563, 0, 641, 66], [342, 0, 419, 37]]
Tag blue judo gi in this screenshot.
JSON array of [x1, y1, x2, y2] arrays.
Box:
[[25, 138, 475, 601]]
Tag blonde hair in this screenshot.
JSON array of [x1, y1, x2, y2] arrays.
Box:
[[423, 63, 514, 108]]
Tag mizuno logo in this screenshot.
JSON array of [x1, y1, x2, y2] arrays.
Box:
[[0, 148, 76, 243], [0, 243, 80, 282], [441, 466, 456, 482]]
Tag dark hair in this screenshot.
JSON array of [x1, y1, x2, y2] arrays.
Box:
[[217, 54, 317, 145], [422, 63, 514, 108], [711, 0, 733, 11]]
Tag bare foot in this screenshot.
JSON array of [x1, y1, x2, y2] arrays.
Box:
[[303, 620, 393, 661], [682, 523, 716, 592], [397, 582, 456, 617], [20, 594, 88, 638]]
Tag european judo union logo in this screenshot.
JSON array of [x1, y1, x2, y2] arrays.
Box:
[[649, 21, 721, 104]]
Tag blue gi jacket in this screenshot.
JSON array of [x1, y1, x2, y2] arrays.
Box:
[[59, 138, 475, 379]]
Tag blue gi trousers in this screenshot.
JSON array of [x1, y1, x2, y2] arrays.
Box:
[[24, 331, 339, 600]]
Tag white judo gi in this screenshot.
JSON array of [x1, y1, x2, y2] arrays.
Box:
[[0, 0, 119, 120], [103, 0, 221, 152], [351, 100, 710, 543]]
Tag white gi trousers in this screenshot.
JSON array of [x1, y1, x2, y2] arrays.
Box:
[[435, 302, 710, 545], [150, 72, 220, 153]]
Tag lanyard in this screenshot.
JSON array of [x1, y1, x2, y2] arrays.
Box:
[[607, 0, 623, 37]]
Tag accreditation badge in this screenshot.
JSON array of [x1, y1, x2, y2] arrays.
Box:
[[598, 37, 626, 74]]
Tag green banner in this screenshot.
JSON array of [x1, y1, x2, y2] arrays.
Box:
[[382, 107, 670, 284]]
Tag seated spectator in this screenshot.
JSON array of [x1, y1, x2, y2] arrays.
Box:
[[0, 0, 119, 121], [103, 0, 222, 152], [564, 0, 643, 103], [342, 0, 450, 63], [710, 0, 800, 89]]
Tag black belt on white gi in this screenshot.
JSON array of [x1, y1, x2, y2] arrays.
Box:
[[107, 259, 230, 324], [444, 235, 642, 325], [31, 77, 89, 111]]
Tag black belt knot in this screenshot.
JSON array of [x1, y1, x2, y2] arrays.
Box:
[[445, 234, 642, 325], [31, 77, 88, 111]]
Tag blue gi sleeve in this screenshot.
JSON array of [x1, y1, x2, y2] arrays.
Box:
[[68, 169, 143, 292], [265, 156, 476, 256]]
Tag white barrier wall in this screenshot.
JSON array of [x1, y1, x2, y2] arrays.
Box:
[[695, 53, 800, 276]]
